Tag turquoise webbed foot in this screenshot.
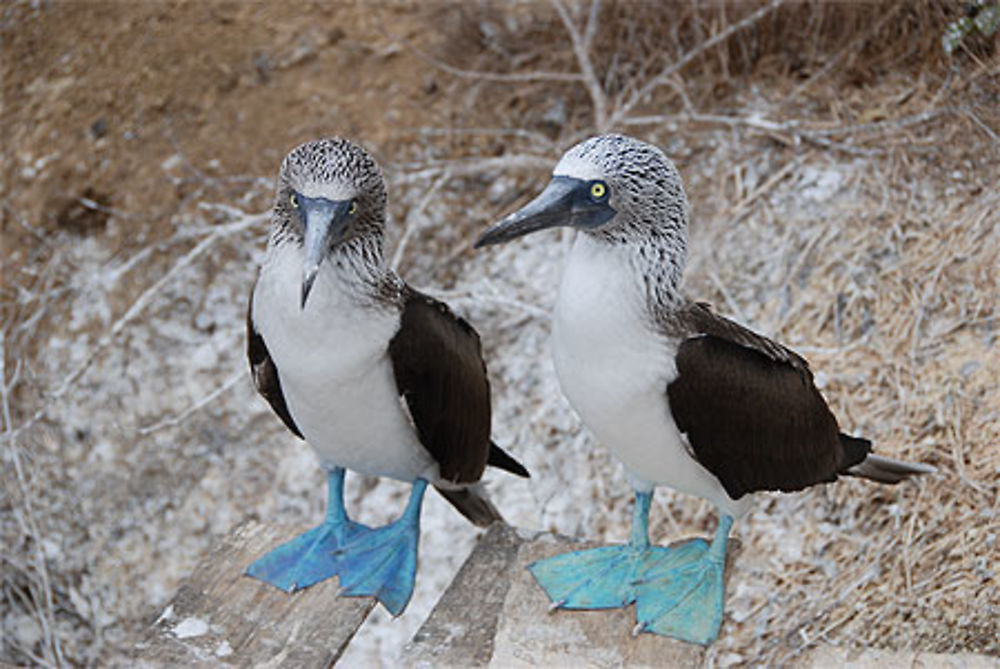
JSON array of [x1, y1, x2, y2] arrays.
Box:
[[529, 544, 641, 609], [529, 536, 711, 614], [529, 489, 734, 645], [335, 479, 427, 616], [245, 517, 369, 592], [633, 535, 725, 645], [246, 467, 368, 592], [529, 490, 656, 610]]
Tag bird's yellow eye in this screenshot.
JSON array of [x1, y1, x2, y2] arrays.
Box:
[[590, 181, 607, 199], [289, 193, 299, 208], [348, 201, 357, 215]]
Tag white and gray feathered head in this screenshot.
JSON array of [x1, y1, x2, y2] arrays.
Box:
[[270, 137, 389, 307], [477, 134, 689, 247], [476, 134, 690, 304]]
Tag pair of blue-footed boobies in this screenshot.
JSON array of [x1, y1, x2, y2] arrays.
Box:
[[246, 135, 932, 642]]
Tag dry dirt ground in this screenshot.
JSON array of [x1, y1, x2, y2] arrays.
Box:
[[2, 1, 999, 666]]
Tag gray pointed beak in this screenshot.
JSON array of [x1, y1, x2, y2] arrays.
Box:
[[475, 177, 578, 249], [300, 198, 352, 309], [475, 176, 615, 248]]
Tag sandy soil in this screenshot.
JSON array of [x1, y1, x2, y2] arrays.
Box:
[[2, 1, 998, 666]]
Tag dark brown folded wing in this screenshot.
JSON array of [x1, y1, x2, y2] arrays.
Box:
[[666, 303, 869, 500], [388, 286, 494, 485], [246, 286, 303, 439]]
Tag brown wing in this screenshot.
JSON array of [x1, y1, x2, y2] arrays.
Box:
[[247, 285, 303, 439], [666, 304, 869, 500], [389, 286, 511, 484], [680, 301, 811, 370]]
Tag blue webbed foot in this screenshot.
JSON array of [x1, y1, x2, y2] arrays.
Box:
[[529, 538, 711, 612], [527, 489, 734, 646], [633, 514, 734, 645], [334, 479, 428, 616], [245, 518, 370, 592], [529, 545, 639, 609], [246, 466, 371, 592], [633, 538, 725, 645], [530, 490, 655, 610], [335, 518, 419, 615]]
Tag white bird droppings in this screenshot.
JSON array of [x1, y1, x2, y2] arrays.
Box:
[[172, 616, 209, 639]]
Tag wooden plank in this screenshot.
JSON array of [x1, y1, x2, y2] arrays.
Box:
[[403, 523, 526, 666], [488, 532, 719, 667], [133, 521, 374, 667], [404, 526, 740, 667]]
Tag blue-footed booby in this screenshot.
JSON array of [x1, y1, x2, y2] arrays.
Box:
[[475, 134, 934, 644], [246, 137, 528, 615]]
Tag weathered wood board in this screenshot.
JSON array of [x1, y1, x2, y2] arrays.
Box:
[[133, 521, 374, 667], [133, 521, 998, 667], [403, 523, 737, 667]]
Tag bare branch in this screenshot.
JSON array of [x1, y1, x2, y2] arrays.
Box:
[[1, 198, 47, 242], [789, 1, 905, 97], [49, 211, 266, 401], [390, 154, 553, 184], [582, 0, 601, 51], [1, 332, 64, 666], [618, 108, 956, 156], [390, 171, 451, 271], [608, 0, 784, 128], [137, 367, 246, 435], [428, 283, 551, 320], [961, 108, 1000, 145], [552, 0, 608, 131], [383, 29, 584, 84]]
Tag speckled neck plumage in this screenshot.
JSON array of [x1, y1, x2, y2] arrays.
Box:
[[559, 134, 690, 319]]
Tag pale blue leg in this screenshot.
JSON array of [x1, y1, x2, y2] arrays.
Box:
[[246, 467, 369, 592], [335, 479, 427, 616], [528, 490, 657, 609], [634, 514, 734, 645]]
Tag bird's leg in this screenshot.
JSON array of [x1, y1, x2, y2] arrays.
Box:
[[245, 466, 370, 592], [628, 489, 652, 549], [633, 514, 734, 645], [335, 478, 427, 616]]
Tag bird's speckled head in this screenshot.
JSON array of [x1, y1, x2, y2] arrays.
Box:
[[475, 133, 691, 310], [477, 134, 689, 250], [272, 137, 387, 246], [553, 134, 689, 245], [270, 138, 391, 308]]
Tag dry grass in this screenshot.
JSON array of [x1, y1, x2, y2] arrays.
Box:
[[682, 158, 1000, 660], [2, 1, 998, 665]]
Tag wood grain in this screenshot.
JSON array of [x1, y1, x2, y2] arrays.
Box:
[[134, 521, 374, 667]]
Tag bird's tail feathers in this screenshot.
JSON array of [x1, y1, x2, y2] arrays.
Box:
[[436, 483, 505, 528], [847, 454, 936, 484], [488, 441, 530, 478]]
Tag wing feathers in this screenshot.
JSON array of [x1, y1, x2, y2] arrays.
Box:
[[667, 303, 932, 499], [668, 334, 852, 499], [680, 301, 811, 373], [247, 286, 303, 439], [389, 287, 493, 485]]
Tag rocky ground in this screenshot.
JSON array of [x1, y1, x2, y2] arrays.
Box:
[[2, 2, 998, 666]]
